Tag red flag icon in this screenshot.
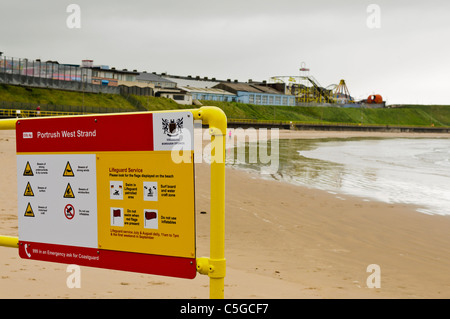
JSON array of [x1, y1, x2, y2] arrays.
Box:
[[112, 208, 122, 225], [145, 211, 157, 220], [144, 211, 157, 227], [113, 209, 121, 217]]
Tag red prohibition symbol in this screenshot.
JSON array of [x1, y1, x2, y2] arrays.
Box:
[[64, 204, 75, 220]]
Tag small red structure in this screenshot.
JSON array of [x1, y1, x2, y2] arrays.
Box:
[[367, 94, 383, 104]]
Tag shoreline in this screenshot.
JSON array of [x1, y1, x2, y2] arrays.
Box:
[[1, 129, 450, 298], [226, 130, 450, 217], [226, 128, 450, 141], [277, 129, 450, 140]]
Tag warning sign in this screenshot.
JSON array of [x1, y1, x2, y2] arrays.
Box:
[[17, 154, 97, 248], [63, 161, 74, 177], [64, 204, 75, 220], [24, 203, 35, 217], [63, 183, 75, 198], [16, 111, 196, 279], [24, 182, 34, 197], [23, 161, 33, 176]]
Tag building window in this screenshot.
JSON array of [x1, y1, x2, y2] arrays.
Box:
[[275, 96, 281, 105], [173, 95, 185, 101], [262, 95, 268, 104], [269, 96, 274, 105], [255, 95, 261, 104], [249, 94, 254, 104], [282, 97, 288, 105]]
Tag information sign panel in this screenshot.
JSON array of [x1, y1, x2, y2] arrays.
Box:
[[15, 112, 196, 279]]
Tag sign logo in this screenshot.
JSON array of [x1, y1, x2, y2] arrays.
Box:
[[64, 204, 75, 220], [162, 118, 183, 137], [23, 132, 33, 139]]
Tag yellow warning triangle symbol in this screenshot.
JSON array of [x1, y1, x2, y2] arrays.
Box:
[[63, 161, 75, 177], [64, 183, 75, 198], [24, 182, 34, 197], [23, 161, 34, 176], [24, 203, 35, 217]]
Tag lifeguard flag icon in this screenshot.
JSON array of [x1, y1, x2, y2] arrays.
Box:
[[112, 209, 121, 225], [113, 209, 121, 218], [144, 210, 158, 229], [145, 211, 157, 220], [111, 207, 123, 227]]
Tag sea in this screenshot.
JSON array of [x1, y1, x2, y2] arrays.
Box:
[[227, 137, 450, 216]]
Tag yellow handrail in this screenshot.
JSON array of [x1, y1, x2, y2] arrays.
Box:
[[0, 235, 18, 248], [0, 108, 84, 119]]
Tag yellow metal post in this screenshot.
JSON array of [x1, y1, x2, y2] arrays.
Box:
[[0, 235, 18, 248], [192, 107, 227, 299]]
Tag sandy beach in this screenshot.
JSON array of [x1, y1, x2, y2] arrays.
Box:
[[1, 128, 450, 299]]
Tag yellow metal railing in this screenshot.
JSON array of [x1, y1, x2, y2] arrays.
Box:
[[0, 108, 84, 119], [0, 235, 18, 248], [0, 106, 227, 299], [227, 117, 449, 129]]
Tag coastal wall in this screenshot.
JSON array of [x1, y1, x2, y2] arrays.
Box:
[[226, 120, 450, 133]]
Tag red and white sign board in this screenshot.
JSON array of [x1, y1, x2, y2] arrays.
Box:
[[16, 112, 196, 279]]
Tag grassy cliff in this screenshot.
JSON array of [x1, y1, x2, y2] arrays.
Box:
[[202, 101, 450, 127], [1, 84, 449, 127]]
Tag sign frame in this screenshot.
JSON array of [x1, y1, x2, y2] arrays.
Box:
[[15, 110, 197, 279], [0, 106, 227, 298]]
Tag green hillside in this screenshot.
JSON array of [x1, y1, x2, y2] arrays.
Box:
[[1, 84, 449, 127], [203, 101, 450, 127]]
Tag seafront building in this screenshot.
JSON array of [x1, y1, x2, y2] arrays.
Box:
[[0, 52, 385, 107]]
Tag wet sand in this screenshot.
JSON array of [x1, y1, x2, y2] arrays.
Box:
[[1, 129, 450, 298]]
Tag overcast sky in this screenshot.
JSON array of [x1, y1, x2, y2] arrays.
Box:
[[1, 0, 450, 104]]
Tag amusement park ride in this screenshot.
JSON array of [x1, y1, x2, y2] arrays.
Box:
[[270, 63, 384, 107]]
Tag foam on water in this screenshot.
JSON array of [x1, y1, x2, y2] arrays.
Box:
[[229, 138, 450, 216]]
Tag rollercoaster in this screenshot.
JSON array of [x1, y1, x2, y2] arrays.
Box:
[[270, 63, 373, 106]]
